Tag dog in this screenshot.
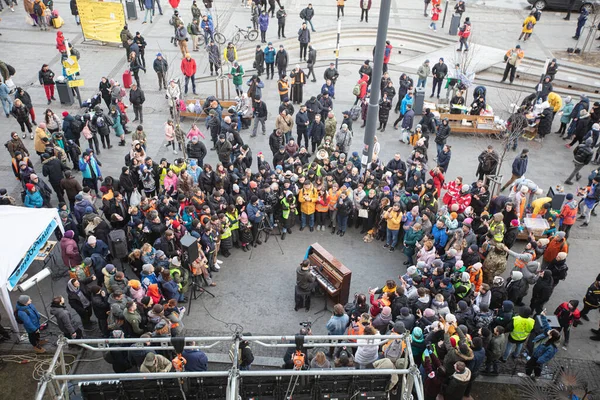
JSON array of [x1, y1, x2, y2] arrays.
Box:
[[363, 228, 376, 243]]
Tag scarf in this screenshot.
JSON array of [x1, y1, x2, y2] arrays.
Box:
[[67, 279, 90, 308]]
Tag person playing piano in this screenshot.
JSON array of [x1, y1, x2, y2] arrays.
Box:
[[295, 259, 316, 312]]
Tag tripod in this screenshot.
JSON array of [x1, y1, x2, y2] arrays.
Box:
[[249, 215, 284, 260], [186, 274, 215, 316], [313, 286, 331, 316]]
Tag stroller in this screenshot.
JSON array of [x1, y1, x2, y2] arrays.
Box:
[[82, 92, 102, 112]]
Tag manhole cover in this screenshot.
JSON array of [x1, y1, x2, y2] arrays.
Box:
[[144, 107, 157, 114], [341, 70, 353, 76]]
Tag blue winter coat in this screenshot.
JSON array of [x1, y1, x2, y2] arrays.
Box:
[[511, 155, 528, 176], [321, 83, 335, 97], [162, 279, 180, 300], [258, 13, 269, 31], [264, 47, 276, 64], [79, 156, 102, 180], [531, 315, 559, 364], [432, 225, 448, 247], [182, 349, 208, 371], [201, 18, 214, 33], [16, 302, 41, 333], [401, 94, 413, 115], [25, 190, 44, 208], [144, 0, 154, 9]]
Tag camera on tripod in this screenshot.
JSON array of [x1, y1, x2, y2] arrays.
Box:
[[299, 321, 312, 329]]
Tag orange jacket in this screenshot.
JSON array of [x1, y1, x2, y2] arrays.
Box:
[[298, 186, 318, 215], [469, 268, 483, 293], [543, 237, 568, 262], [315, 193, 329, 213]]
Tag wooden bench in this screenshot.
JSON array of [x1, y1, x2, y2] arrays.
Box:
[[439, 113, 503, 135]]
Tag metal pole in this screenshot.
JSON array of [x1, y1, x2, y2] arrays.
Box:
[[335, 19, 341, 70], [362, 0, 391, 169], [441, 0, 449, 28], [53, 371, 232, 381], [239, 369, 409, 377], [227, 334, 240, 400], [59, 342, 70, 400]]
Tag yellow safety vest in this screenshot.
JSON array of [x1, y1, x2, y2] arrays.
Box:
[[226, 211, 239, 230], [510, 316, 534, 341]]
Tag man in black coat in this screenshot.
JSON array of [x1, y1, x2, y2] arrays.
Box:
[[276, 44, 288, 79], [430, 58, 448, 99], [129, 83, 146, 123], [186, 136, 207, 164], [41, 153, 68, 204], [90, 285, 110, 337]]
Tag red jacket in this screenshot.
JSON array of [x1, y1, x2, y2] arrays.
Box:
[[181, 58, 197, 77], [357, 74, 369, 99], [554, 302, 580, 326], [429, 169, 445, 198], [56, 32, 66, 53], [383, 44, 393, 64]]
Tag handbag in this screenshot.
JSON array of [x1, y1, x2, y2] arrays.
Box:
[[5, 78, 16, 94], [82, 121, 93, 140], [25, 14, 35, 26], [358, 209, 369, 219], [130, 188, 142, 206]]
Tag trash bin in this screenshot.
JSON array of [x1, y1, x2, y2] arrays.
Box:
[[449, 13, 461, 36], [56, 81, 74, 106], [413, 87, 425, 115], [126, 0, 138, 20]]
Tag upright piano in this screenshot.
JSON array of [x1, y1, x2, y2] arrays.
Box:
[[305, 243, 352, 305]]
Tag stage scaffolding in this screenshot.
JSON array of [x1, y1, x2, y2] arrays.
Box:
[[36, 333, 424, 400]]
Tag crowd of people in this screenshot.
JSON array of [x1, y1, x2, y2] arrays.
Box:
[[1, 0, 600, 395]]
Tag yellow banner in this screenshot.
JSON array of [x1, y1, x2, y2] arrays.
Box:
[[68, 80, 85, 88], [78, 1, 125, 43], [62, 56, 80, 76]]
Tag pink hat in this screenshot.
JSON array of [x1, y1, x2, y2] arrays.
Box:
[[240, 212, 249, 224]]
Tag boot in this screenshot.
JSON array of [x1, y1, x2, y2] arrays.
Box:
[[281, 232, 286, 240], [331, 226, 336, 234], [34, 346, 46, 354]]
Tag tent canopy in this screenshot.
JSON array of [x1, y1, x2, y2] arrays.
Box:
[[0, 206, 63, 334]]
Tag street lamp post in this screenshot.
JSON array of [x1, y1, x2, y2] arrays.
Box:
[[361, 0, 392, 170]]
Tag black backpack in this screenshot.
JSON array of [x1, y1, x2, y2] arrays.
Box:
[[33, 2, 42, 15], [14, 309, 24, 324], [71, 116, 83, 134]]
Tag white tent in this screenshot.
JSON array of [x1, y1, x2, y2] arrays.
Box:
[[0, 206, 63, 334]]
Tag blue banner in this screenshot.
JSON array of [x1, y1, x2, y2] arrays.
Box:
[[8, 219, 57, 290]]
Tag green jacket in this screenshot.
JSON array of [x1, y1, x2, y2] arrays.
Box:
[[231, 65, 244, 86], [404, 228, 424, 247]]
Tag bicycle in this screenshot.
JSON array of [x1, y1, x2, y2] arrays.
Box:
[[232, 25, 259, 45], [213, 29, 227, 45]]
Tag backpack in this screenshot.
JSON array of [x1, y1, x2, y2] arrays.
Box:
[[350, 105, 360, 121], [526, 21, 533, 30], [71, 116, 83, 134], [96, 115, 106, 128], [352, 84, 361, 97], [14, 309, 24, 324], [384, 338, 405, 363], [33, 2, 42, 15], [187, 23, 193, 35]]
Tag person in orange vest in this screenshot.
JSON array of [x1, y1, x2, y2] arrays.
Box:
[[558, 193, 578, 238]]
